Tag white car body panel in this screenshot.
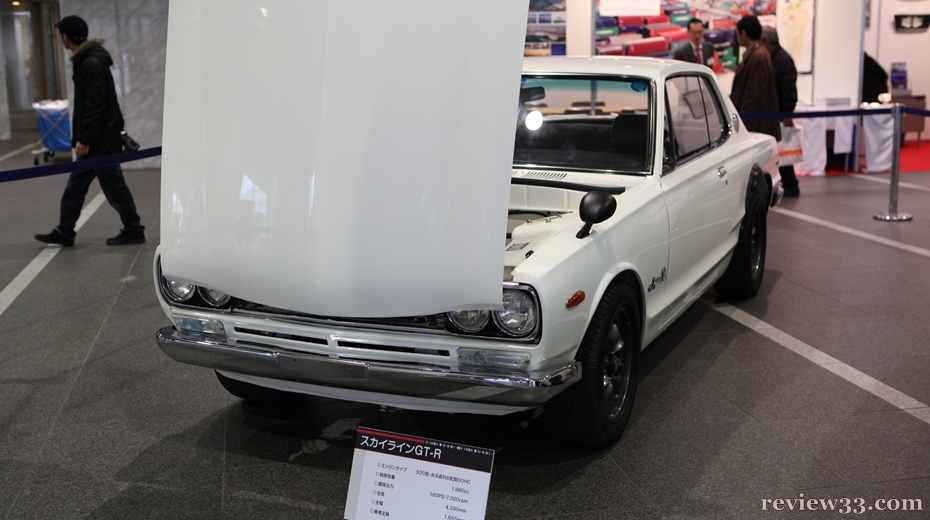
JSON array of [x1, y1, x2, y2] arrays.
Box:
[[156, 45, 780, 417], [160, 0, 528, 317]]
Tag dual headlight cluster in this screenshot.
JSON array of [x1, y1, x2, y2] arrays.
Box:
[[445, 287, 539, 339], [160, 276, 234, 308], [160, 267, 540, 340]]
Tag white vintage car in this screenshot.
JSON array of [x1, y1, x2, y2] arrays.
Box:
[[155, 51, 780, 446]]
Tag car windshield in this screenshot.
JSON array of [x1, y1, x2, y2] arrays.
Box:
[[514, 76, 653, 174]]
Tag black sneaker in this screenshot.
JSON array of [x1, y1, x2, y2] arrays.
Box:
[[106, 230, 145, 246], [35, 229, 74, 247]]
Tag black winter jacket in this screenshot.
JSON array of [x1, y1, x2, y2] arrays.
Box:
[[70, 39, 125, 154], [770, 46, 798, 113]]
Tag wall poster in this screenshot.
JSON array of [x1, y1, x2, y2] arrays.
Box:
[[526, 0, 567, 56], [600, 0, 662, 17], [525, 0, 814, 75], [776, 0, 814, 73]]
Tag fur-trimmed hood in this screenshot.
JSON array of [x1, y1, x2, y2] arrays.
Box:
[[70, 38, 110, 64]]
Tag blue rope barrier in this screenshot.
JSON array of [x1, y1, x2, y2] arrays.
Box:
[[741, 105, 930, 121], [0, 146, 162, 183], [905, 106, 930, 118], [2, 106, 926, 183], [740, 107, 894, 121]]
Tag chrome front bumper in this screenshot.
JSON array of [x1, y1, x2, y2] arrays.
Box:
[[155, 326, 581, 409]]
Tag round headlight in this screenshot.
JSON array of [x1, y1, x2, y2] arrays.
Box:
[[199, 287, 231, 307], [493, 290, 538, 337], [162, 277, 195, 302], [447, 310, 490, 333]]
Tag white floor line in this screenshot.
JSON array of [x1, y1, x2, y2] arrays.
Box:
[[771, 207, 930, 259], [0, 141, 41, 163], [0, 193, 106, 316], [851, 173, 930, 193], [711, 303, 930, 426]]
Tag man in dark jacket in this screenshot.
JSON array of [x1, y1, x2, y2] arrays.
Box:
[[761, 26, 800, 197], [862, 52, 889, 103], [35, 15, 145, 247], [730, 16, 781, 142]]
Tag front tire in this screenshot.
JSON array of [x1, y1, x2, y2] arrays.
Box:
[[715, 182, 768, 298], [545, 282, 641, 447], [215, 371, 295, 404]]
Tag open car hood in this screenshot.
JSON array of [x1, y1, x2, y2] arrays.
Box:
[[160, 0, 528, 317]]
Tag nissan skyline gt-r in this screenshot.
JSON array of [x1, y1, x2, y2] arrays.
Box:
[[155, 4, 780, 448]]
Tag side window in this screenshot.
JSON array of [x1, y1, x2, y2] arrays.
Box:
[[665, 75, 728, 163], [702, 80, 727, 145]]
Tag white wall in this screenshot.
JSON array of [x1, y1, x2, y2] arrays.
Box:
[[566, 0, 595, 56], [866, 0, 930, 97], [60, 0, 168, 168], [808, 0, 865, 105]]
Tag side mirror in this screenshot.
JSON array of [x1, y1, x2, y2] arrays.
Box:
[[576, 190, 617, 239]]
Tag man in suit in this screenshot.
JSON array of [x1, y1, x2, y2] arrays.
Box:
[[672, 18, 714, 67]]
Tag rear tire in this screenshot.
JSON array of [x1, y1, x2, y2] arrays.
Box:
[[545, 282, 640, 447], [215, 371, 295, 404], [715, 181, 768, 298]]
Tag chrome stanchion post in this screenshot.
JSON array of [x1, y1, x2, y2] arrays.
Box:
[[874, 103, 913, 222]]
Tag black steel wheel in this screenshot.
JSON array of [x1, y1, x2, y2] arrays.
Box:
[[215, 371, 295, 404], [715, 181, 768, 298], [545, 282, 641, 447]]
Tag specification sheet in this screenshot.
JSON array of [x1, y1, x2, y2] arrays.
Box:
[[344, 427, 495, 519]]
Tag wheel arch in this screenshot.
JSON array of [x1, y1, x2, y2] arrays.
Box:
[[748, 163, 771, 213], [588, 269, 646, 351]]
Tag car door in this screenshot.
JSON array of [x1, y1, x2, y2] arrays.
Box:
[[659, 74, 739, 319]]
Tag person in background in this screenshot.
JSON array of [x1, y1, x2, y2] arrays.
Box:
[[862, 52, 889, 103], [730, 15, 781, 142], [761, 26, 800, 197], [34, 15, 145, 247], [672, 18, 715, 67]]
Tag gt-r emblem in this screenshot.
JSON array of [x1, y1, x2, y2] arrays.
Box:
[[647, 267, 667, 292]]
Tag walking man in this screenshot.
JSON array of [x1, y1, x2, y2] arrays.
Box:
[[35, 15, 144, 247]]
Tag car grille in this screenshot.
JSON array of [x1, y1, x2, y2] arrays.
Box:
[[235, 301, 449, 333], [230, 324, 454, 369]]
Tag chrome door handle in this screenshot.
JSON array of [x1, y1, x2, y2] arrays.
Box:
[[717, 166, 727, 178]]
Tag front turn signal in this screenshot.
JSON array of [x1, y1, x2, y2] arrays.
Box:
[[566, 291, 585, 308]]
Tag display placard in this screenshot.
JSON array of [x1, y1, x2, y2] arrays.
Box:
[[599, 0, 661, 17], [344, 427, 495, 520]]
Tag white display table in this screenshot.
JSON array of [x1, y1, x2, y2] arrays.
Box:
[[860, 105, 894, 173], [792, 104, 896, 175], [793, 104, 855, 176]]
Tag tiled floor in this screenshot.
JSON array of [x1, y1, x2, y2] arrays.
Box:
[[2, 135, 930, 519]]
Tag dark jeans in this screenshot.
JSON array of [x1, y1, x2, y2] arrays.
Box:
[[56, 155, 144, 239], [779, 164, 799, 192]]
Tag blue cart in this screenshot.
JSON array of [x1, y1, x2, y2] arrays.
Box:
[[31, 100, 71, 165]]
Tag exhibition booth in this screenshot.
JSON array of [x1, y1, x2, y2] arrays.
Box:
[[528, 0, 928, 175]]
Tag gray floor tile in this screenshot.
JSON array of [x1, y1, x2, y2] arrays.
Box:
[[768, 410, 930, 485], [7, 466, 222, 520], [223, 463, 350, 520], [708, 363, 897, 422]]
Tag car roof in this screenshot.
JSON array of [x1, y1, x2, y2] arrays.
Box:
[[521, 55, 709, 79]]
